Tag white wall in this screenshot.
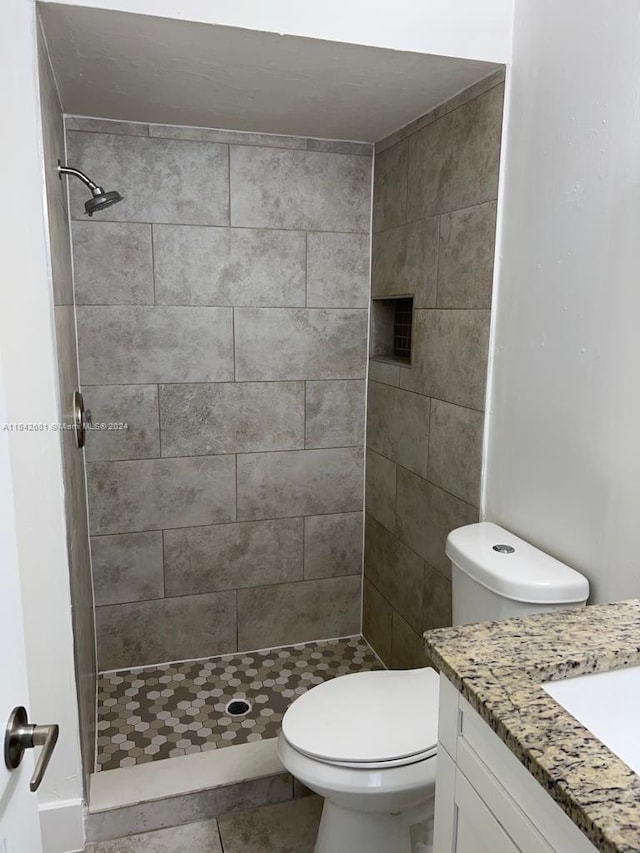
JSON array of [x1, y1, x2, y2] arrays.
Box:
[[1, 0, 84, 847], [485, 0, 640, 604], [36, 0, 513, 63]]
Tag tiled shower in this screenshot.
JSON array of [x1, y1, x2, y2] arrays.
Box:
[[36, 10, 505, 823], [66, 118, 372, 671]]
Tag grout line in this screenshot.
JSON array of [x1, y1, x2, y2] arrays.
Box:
[[367, 378, 486, 414], [365, 508, 456, 584], [76, 301, 369, 310], [234, 589, 239, 652], [85, 443, 365, 465], [403, 133, 410, 225], [371, 199, 498, 237], [227, 143, 231, 227], [231, 307, 236, 382], [98, 633, 367, 676], [161, 529, 166, 597], [68, 124, 373, 157], [425, 396, 433, 482], [68, 216, 370, 235], [84, 378, 366, 389], [150, 223, 157, 305], [304, 231, 308, 308], [234, 453, 238, 522], [434, 215, 441, 306], [94, 571, 362, 611], [89, 508, 363, 540], [360, 151, 375, 640], [156, 384, 162, 457], [302, 516, 306, 580], [303, 381, 307, 449], [368, 450, 479, 511], [374, 74, 505, 154]]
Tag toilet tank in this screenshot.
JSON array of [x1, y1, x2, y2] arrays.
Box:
[[447, 522, 590, 626]]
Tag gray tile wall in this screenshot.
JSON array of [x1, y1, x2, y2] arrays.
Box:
[[363, 72, 505, 669], [37, 23, 96, 792], [66, 118, 372, 670]]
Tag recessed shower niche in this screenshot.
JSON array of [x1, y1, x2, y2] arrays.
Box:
[[371, 296, 415, 365]]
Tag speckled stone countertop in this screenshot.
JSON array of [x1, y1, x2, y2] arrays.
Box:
[[424, 600, 640, 853]]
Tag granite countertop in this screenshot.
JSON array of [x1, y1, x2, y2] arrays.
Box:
[[423, 600, 640, 853]]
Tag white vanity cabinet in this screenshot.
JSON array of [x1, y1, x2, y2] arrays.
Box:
[[433, 677, 599, 853]]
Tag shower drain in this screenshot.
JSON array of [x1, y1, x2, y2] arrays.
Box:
[[225, 699, 251, 717]]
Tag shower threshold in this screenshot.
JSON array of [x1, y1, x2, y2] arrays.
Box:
[[88, 636, 383, 841]]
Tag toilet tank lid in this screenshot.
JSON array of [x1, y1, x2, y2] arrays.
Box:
[[446, 522, 589, 604]]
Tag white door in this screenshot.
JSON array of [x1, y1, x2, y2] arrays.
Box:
[[0, 354, 44, 853]]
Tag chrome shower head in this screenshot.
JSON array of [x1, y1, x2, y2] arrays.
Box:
[[57, 163, 124, 217]]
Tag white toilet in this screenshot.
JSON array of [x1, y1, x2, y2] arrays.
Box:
[[278, 522, 589, 853]]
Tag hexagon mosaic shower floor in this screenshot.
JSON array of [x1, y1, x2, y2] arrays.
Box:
[[96, 635, 384, 771]]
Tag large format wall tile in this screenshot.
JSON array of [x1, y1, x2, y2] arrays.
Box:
[[237, 576, 361, 649], [72, 221, 153, 305], [91, 531, 163, 606], [159, 382, 305, 457], [164, 518, 303, 595], [390, 611, 428, 670], [153, 225, 306, 307], [437, 201, 497, 309], [365, 448, 396, 532], [428, 399, 484, 506], [364, 516, 424, 634], [363, 579, 393, 664], [366, 381, 430, 478], [364, 79, 503, 671], [96, 591, 237, 669], [235, 309, 367, 381], [423, 561, 452, 630], [69, 120, 372, 663], [308, 139, 373, 156], [49, 196, 74, 306], [88, 455, 236, 535], [372, 140, 408, 232], [303, 512, 363, 579], [399, 310, 490, 411], [368, 358, 401, 387], [66, 116, 149, 135], [306, 232, 370, 308], [305, 380, 365, 448], [407, 84, 504, 220], [230, 146, 371, 232], [149, 122, 307, 149], [66, 132, 229, 224], [237, 448, 363, 520], [77, 306, 234, 384], [371, 218, 438, 307], [83, 385, 159, 462], [395, 467, 478, 577]]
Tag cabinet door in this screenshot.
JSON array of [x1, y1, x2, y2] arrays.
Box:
[[454, 772, 521, 853]]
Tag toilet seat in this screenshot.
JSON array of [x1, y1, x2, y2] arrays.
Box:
[[281, 667, 439, 769]]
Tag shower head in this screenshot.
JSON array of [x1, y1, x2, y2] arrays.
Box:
[[57, 163, 124, 217], [84, 189, 124, 217]]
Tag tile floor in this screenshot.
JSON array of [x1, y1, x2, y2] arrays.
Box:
[[97, 636, 383, 771], [86, 795, 323, 852]]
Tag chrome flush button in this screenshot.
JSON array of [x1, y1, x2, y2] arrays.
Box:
[[493, 544, 515, 554]]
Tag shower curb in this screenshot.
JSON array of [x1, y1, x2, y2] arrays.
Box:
[[85, 771, 296, 842]]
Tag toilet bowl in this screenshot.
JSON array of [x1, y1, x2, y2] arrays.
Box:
[[278, 522, 590, 853], [277, 667, 439, 853]]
